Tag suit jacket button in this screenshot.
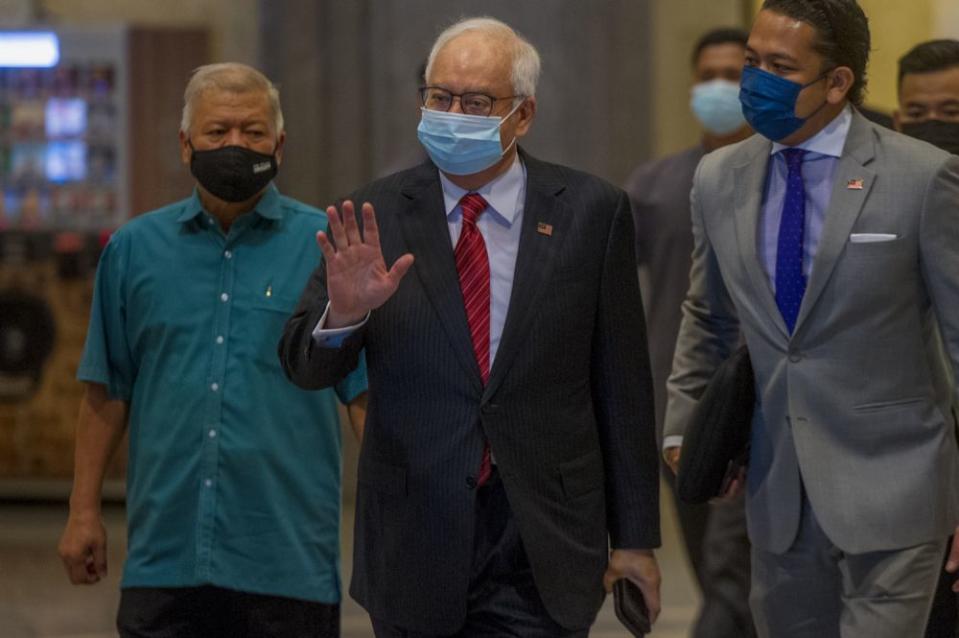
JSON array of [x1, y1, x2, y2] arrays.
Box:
[[466, 476, 477, 489], [788, 351, 802, 363]]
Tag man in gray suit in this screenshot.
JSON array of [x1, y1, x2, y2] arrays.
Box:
[[664, 1, 959, 636], [279, 17, 661, 638]]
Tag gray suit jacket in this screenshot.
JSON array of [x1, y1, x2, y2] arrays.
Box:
[[665, 110, 959, 555], [279, 151, 660, 632]]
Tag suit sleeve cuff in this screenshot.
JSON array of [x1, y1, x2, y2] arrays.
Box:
[[311, 302, 370, 348]]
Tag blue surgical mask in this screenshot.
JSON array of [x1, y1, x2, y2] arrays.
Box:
[[690, 79, 747, 135], [739, 65, 829, 141], [416, 102, 522, 176]]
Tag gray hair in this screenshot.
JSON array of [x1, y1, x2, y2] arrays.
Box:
[[425, 17, 541, 99], [180, 62, 284, 135]]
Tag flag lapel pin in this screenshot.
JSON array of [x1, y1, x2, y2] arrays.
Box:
[[537, 222, 553, 236], [847, 178, 864, 190]]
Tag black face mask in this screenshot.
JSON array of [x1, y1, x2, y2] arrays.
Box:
[[900, 120, 959, 156], [189, 143, 278, 203]]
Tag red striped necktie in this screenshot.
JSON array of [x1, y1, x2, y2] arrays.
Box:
[[455, 193, 492, 486]]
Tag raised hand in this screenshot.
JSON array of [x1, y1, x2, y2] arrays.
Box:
[[317, 200, 414, 328]]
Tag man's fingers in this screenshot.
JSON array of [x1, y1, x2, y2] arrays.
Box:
[[92, 539, 108, 578], [388, 254, 415, 284], [946, 532, 959, 573], [342, 200, 363, 247], [602, 568, 618, 593], [70, 561, 91, 584], [326, 202, 350, 249], [665, 446, 681, 475], [362, 202, 381, 250], [627, 566, 662, 624], [316, 231, 336, 261], [639, 580, 662, 623], [716, 476, 743, 502], [63, 547, 95, 584]]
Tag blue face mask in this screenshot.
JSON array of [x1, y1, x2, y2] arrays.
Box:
[[416, 102, 522, 176], [690, 79, 747, 135], [739, 65, 830, 141]]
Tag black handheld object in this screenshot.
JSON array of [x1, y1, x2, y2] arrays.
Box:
[[613, 578, 651, 636], [676, 345, 755, 503]]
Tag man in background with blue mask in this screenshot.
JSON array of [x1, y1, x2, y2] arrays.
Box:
[[624, 26, 756, 638], [280, 16, 661, 638], [664, 1, 959, 636]]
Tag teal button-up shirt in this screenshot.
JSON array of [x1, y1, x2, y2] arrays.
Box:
[[78, 185, 366, 603]]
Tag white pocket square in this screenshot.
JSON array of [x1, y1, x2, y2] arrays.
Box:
[[849, 233, 897, 243]]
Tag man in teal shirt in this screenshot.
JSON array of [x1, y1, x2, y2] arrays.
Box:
[[57, 62, 367, 638]]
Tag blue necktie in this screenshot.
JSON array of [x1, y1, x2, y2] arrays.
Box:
[[775, 148, 807, 333]]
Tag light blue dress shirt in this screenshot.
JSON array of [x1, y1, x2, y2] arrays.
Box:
[[760, 106, 853, 289]]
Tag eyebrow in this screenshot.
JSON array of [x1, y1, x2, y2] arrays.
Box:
[[904, 99, 959, 108], [745, 46, 800, 65], [429, 84, 497, 95]]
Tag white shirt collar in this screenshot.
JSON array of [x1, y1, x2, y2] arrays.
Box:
[[771, 104, 853, 158], [439, 155, 525, 226]]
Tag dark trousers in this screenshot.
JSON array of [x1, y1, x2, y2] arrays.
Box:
[[662, 466, 756, 638], [371, 469, 588, 638], [925, 537, 959, 638], [117, 585, 339, 638]]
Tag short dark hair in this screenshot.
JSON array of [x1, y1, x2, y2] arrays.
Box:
[[691, 27, 750, 67], [761, 0, 871, 105], [898, 39, 959, 93]]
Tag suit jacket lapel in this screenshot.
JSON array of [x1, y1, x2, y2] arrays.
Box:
[[733, 137, 790, 339], [484, 152, 571, 401], [793, 112, 877, 334], [397, 162, 483, 390]]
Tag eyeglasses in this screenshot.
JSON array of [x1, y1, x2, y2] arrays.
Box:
[[419, 86, 522, 117]]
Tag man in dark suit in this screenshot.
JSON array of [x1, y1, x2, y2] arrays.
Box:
[[279, 16, 661, 638]]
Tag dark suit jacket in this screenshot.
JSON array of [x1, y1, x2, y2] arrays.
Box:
[[279, 150, 660, 632]]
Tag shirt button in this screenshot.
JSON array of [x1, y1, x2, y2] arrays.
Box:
[[210, 382, 219, 392], [208, 429, 217, 438], [224, 250, 232, 259], [216, 335, 224, 345], [204, 478, 213, 488], [220, 292, 229, 302], [207, 217, 214, 225]]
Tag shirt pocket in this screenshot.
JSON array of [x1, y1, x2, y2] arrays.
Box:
[[244, 293, 299, 369]]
